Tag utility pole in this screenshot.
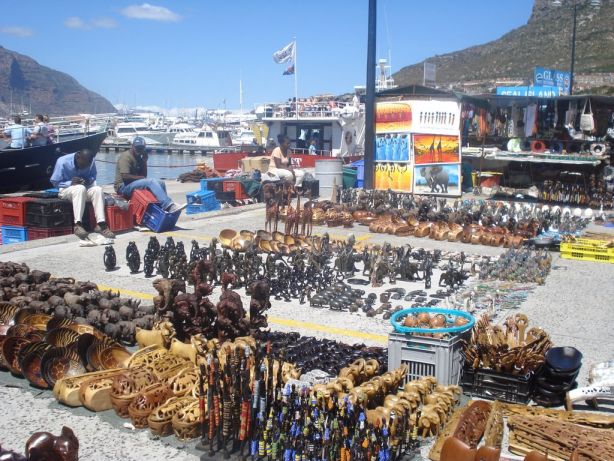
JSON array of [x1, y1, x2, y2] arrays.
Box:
[[364, 0, 377, 189]]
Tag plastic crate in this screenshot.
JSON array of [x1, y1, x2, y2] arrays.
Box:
[[351, 159, 365, 182], [25, 199, 72, 228], [141, 203, 181, 233], [0, 197, 32, 226], [200, 177, 227, 193], [130, 190, 159, 225], [356, 179, 365, 188], [343, 167, 358, 189], [186, 201, 221, 215], [215, 191, 236, 202], [28, 227, 73, 240], [388, 331, 467, 386], [186, 190, 216, 205], [222, 180, 248, 200], [105, 205, 134, 232], [460, 367, 534, 404], [560, 239, 614, 263], [1, 225, 28, 245]]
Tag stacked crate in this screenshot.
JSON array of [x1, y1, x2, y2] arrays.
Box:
[[0, 197, 32, 244], [25, 198, 73, 241]]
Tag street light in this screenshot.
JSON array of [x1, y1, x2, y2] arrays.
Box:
[[553, 0, 602, 95]]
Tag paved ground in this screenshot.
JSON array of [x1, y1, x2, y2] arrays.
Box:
[[1, 180, 613, 460]]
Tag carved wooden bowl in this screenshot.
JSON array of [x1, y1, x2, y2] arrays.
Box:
[[167, 366, 199, 397], [110, 368, 158, 418], [239, 230, 254, 240], [2, 335, 31, 376], [0, 336, 8, 370], [148, 354, 190, 381], [65, 323, 105, 339], [87, 343, 131, 371], [18, 341, 52, 389], [127, 345, 168, 369], [45, 316, 75, 332], [219, 229, 237, 248], [256, 230, 271, 241], [54, 368, 122, 407], [148, 396, 197, 437], [13, 311, 52, 330], [0, 302, 20, 324], [272, 231, 285, 243], [128, 383, 172, 428], [78, 370, 124, 412], [40, 346, 86, 388], [172, 400, 202, 440], [45, 328, 81, 348], [5, 323, 38, 338]]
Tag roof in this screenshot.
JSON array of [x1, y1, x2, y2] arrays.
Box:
[[376, 85, 490, 107], [476, 93, 614, 107]]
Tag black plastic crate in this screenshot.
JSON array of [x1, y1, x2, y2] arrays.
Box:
[[25, 199, 72, 216], [215, 191, 236, 202], [460, 367, 534, 404]]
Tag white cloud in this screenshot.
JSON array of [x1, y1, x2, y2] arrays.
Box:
[[65, 16, 118, 30], [0, 26, 33, 37], [64, 17, 87, 29], [120, 3, 181, 22], [91, 17, 118, 29]]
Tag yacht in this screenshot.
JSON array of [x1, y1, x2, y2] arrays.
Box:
[[172, 124, 232, 152], [110, 122, 167, 145]]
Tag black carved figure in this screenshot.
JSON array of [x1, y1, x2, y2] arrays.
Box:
[[156, 247, 170, 278], [147, 236, 161, 260], [143, 246, 156, 278], [103, 246, 117, 271], [126, 241, 141, 273]]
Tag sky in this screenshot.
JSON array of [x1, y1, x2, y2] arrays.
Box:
[[1, 0, 534, 112]]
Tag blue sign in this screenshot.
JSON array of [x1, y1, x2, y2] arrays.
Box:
[[496, 86, 560, 98], [534, 67, 571, 94]]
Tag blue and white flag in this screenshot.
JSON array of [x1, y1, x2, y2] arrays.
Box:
[[273, 41, 295, 64]]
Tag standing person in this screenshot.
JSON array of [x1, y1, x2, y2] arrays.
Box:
[[268, 134, 305, 186], [114, 137, 185, 212], [29, 114, 48, 147], [1, 115, 31, 148], [308, 138, 318, 155], [50, 149, 115, 240], [44, 115, 55, 144]]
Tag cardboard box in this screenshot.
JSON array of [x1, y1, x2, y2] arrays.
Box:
[[241, 156, 270, 174]]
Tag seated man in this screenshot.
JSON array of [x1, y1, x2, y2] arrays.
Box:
[[1, 115, 31, 149], [115, 137, 185, 212], [50, 149, 115, 240]]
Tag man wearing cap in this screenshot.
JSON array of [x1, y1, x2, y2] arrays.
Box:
[[50, 149, 115, 240], [114, 137, 185, 212]]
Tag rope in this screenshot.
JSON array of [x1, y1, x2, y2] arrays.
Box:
[[95, 158, 202, 168]]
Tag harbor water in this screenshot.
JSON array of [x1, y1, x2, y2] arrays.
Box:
[[93, 150, 211, 185]]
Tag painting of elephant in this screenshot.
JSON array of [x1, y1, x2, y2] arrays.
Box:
[[414, 164, 460, 196]]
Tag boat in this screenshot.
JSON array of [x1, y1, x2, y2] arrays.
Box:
[[109, 122, 169, 145], [0, 131, 107, 193], [172, 124, 232, 152]]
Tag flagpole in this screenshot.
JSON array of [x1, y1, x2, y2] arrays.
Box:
[[294, 38, 298, 120]]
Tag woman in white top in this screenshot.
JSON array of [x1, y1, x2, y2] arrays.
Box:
[[268, 134, 305, 186]]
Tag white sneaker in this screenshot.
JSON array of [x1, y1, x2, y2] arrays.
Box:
[[167, 202, 187, 213]]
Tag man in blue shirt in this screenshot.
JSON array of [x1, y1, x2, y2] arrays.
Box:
[[1, 115, 31, 149], [29, 114, 48, 147], [50, 149, 115, 240]]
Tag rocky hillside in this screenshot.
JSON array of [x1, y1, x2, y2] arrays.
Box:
[[393, 0, 614, 93], [0, 46, 115, 116]]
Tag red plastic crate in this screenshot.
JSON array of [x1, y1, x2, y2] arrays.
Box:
[[28, 227, 73, 240], [130, 190, 159, 224], [105, 205, 134, 232], [0, 197, 32, 226], [222, 180, 248, 200]]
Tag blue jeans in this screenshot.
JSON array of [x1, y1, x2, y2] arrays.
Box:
[[119, 178, 173, 210]]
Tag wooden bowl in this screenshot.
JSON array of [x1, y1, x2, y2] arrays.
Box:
[[45, 328, 81, 347], [256, 230, 272, 241], [239, 230, 254, 240], [219, 229, 237, 248], [41, 346, 87, 388], [2, 335, 31, 376], [19, 341, 52, 388], [272, 231, 285, 243], [87, 343, 131, 371], [0, 303, 20, 325], [46, 316, 75, 332], [5, 323, 37, 338], [65, 323, 105, 339], [14, 311, 52, 330]]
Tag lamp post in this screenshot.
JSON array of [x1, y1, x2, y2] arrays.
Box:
[[364, 0, 377, 189], [553, 0, 602, 95]]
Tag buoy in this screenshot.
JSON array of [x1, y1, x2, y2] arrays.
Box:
[[530, 140, 546, 153]]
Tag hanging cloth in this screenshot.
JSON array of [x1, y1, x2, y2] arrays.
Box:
[[525, 104, 537, 137]]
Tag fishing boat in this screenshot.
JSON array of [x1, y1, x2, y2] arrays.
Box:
[[172, 124, 232, 152], [0, 131, 107, 192]]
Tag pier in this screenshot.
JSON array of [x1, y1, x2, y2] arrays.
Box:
[[100, 143, 213, 155]]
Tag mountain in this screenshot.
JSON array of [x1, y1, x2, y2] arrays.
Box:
[[393, 0, 614, 94], [0, 46, 115, 116]]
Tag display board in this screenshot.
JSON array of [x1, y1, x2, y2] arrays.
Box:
[[374, 99, 461, 196]]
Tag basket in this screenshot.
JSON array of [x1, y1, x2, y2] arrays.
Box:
[[460, 367, 534, 403], [141, 204, 181, 233], [560, 239, 614, 264], [1, 225, 28, 245], [130, 190, 158, 225], [28, 227, 73, 240], [105, 206, 134, 232], [0, 197, 32, 226], [222, 180, 248, 200], [388, 330, 468, 386]]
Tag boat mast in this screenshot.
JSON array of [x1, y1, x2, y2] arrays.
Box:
[[294, 37, 298, 120]]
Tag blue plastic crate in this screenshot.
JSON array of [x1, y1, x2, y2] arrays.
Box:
[[186, 200, 221, 215], [356, 179, 365, 188], [351, 159, 365, 182], [186, 190, 216, 205], [141, 204, 181, 233], [2, 225, 28, 244], [200, 177, 227, 192]]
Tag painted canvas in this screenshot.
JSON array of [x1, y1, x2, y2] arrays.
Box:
[[413, 164, 461, 196], [413, 134, 460, 164], [374, 163, 413, 192]]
